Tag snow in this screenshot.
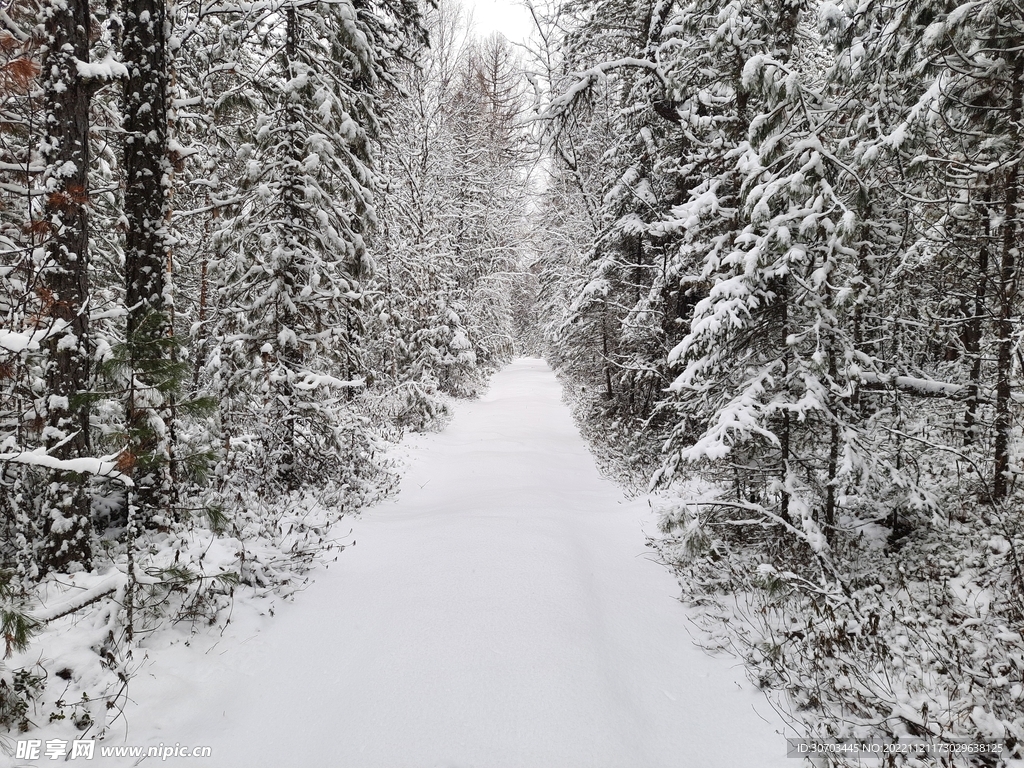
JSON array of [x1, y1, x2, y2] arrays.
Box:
[[75, 53, 128, 81], [32, 572, 126, 623], [857, 371, 965, 397], [60, 359, 788, 767], [0, 322, 67, 353], [293, 372, 365, 390], [0, 328, 37, 352], [0, 449, 132, 485]]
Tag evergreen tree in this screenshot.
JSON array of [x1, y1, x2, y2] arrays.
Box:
[[206, 0, 423, 493], [121, 0, 178, 520], [34, 0, 96, 573]]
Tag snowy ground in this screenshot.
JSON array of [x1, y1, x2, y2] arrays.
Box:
[[10, 359, 792, 767]]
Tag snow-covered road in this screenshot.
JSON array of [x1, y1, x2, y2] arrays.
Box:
[[129, 359, 790, 767]]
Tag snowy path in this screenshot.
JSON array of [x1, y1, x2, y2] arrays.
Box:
[[129, 359, 790, 767]]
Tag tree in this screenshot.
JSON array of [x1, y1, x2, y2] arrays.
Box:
[[34, 0, 96, 573], [369, 5, 531, 410], [121, 0, 180, 520], [205, 0, 424, 494]]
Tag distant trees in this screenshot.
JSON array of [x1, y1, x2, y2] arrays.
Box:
[[370, 1, 531, 406]]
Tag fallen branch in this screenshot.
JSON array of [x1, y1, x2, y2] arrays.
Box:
[[34, 573, 126, 623]]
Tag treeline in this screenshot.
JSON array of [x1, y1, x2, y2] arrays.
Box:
[[532, 0, 1024, 758], [0, 0, 530, 732]]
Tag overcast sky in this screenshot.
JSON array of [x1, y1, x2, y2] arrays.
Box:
[[464, 0, 535, 45]]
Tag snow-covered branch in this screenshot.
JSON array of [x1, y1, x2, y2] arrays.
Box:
[[0, 449, 133, 486], [857, 372, 967, 398]]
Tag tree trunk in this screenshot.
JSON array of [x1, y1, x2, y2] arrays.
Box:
[[124, 0, 171, 342], [994, 53, 1022, 501], [276, 4, 302, 491], [964, 183, 991, 446], [123, 0, 175, 519], [779, 282, 791, 524], [37, 0, 94, 573]]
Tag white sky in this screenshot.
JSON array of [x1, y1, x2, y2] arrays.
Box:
[[464, 0, 536, 45]]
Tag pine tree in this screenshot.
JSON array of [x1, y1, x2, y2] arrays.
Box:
[[121, 0, 179, 521], [206, 0, 423, 493], [34, 0, 96, 573]]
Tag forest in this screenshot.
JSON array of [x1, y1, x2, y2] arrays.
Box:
[[1, 0, 1023, 763]]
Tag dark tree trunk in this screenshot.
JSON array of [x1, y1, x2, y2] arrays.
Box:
[[38, 0, 94, 573], [994, 164, 1018, 500], [124, 0, 170, 334], [277, 4, 302, 491], [123, 0, 174, 518], [602, 304, 614, 400], [779, 290, 791, 524]]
